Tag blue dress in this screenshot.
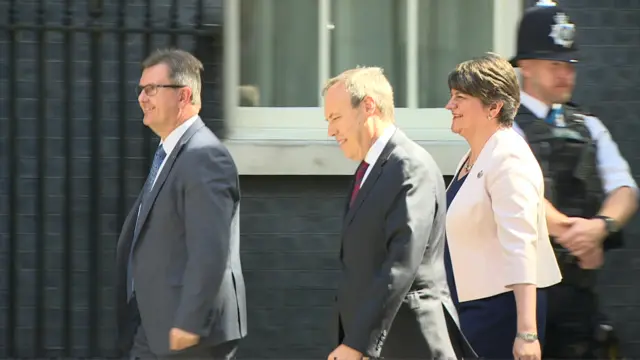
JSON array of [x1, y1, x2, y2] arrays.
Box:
[[444, 173, 548, 358]]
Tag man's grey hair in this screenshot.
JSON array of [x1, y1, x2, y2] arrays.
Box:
[[142, 48, 204, 106], [322, 66, 395, 120]]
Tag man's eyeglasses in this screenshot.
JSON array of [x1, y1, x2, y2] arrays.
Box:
[[136, 84, 185, 97]]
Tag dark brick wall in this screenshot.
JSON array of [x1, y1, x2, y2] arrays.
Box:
[[0, 0, 639, 359], [0, 0, 224, 357], [239, 176, 348, 359]]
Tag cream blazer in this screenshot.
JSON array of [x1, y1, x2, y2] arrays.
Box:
[[446, 128, 562, 303]]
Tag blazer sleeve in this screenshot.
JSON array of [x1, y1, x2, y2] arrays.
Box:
[[173, 145, 239, 336], [343, 161, 435, 356], [487, 152, 540, 287]]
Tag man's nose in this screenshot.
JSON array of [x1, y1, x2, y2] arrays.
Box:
[[138, 91, 148, 104], [327, 124, 336, 137]]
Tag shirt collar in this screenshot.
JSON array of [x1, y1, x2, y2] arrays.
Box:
[[364, 123, 397, 166], [161, 115, 198, 155], [520, 91, 551, 119]]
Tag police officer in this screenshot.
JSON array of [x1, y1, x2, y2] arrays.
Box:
[[510, 1, 638, 358]]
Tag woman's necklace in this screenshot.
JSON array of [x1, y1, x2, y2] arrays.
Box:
[[464, 156, 474, 172]]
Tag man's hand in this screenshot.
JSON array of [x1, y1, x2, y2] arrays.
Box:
[[556, 217, 607, 257], [578, 246, 604, 269], [327, 344, 365, 360], [169, 327, 200, 351]]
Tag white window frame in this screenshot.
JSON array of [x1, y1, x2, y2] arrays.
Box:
[[223, 0, 522, 175]]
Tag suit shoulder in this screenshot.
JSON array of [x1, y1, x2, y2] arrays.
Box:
[[184, 127, 231, 157], [388, 135, 443, 183], [185, 124, 223, 149], [180, 128, 238, 174]]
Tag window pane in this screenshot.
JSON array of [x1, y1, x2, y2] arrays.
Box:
[[330, 0, 407, 107], [240, 0, 319, 107], [418, 0, 494, 108]]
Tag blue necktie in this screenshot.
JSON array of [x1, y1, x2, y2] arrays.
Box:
[[127, 144, 167, 300], [545, 106, 562, 125]]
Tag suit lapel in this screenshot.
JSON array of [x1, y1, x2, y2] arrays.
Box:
[[131, 118, 206, 245], [342, 175, 356, 218], [447, 130, 500, 212], [342, 132, 396, 231]]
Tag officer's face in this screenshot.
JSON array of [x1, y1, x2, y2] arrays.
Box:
[[521, 59, 576, 104]]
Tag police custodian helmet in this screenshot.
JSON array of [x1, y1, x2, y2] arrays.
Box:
[[510, 0, 578, 67]]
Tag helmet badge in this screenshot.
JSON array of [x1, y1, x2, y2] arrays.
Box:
[[549, 12, 575, 48]]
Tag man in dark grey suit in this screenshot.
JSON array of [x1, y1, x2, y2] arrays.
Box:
[[322, 67, 476, 360], [115, 49, 247, 359]]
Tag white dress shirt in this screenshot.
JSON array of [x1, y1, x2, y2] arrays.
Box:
[[151, 115, 198, 188], [514, 92, 637, 195], [359, 124, 397, 187]]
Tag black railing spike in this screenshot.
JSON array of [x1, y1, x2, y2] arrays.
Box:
[[35, 0, 47, 356], [88, 0, 104, 18], [169, 0, 179, 46], [6, 0, 18, 354], [62, 0, 74, 356], [88, 21, 103, 360]]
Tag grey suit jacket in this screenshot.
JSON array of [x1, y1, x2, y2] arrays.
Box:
[[115, 118, 247, 356], [334, 129, 476, 359]]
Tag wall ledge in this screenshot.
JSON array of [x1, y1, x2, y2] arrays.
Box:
[[224, 139, 468, 175]]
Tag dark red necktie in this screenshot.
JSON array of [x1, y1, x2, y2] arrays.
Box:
[[350, 161, 369, 207]]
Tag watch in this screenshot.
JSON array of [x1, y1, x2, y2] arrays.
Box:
[[516, 332, 538, 342], [593, 215, 619, 234]]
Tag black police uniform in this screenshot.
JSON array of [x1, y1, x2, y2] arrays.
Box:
[[510, 2, 623, 359]]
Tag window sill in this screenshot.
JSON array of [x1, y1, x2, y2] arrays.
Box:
[[224, 138, 468, 175]]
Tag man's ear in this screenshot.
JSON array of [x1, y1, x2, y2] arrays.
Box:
[[180, 87, 192, 105], [362, 96, 376, 115], [518, 59, 532, 78]]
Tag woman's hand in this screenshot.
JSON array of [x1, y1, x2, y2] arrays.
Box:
[[512, 336, 541, 360]]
